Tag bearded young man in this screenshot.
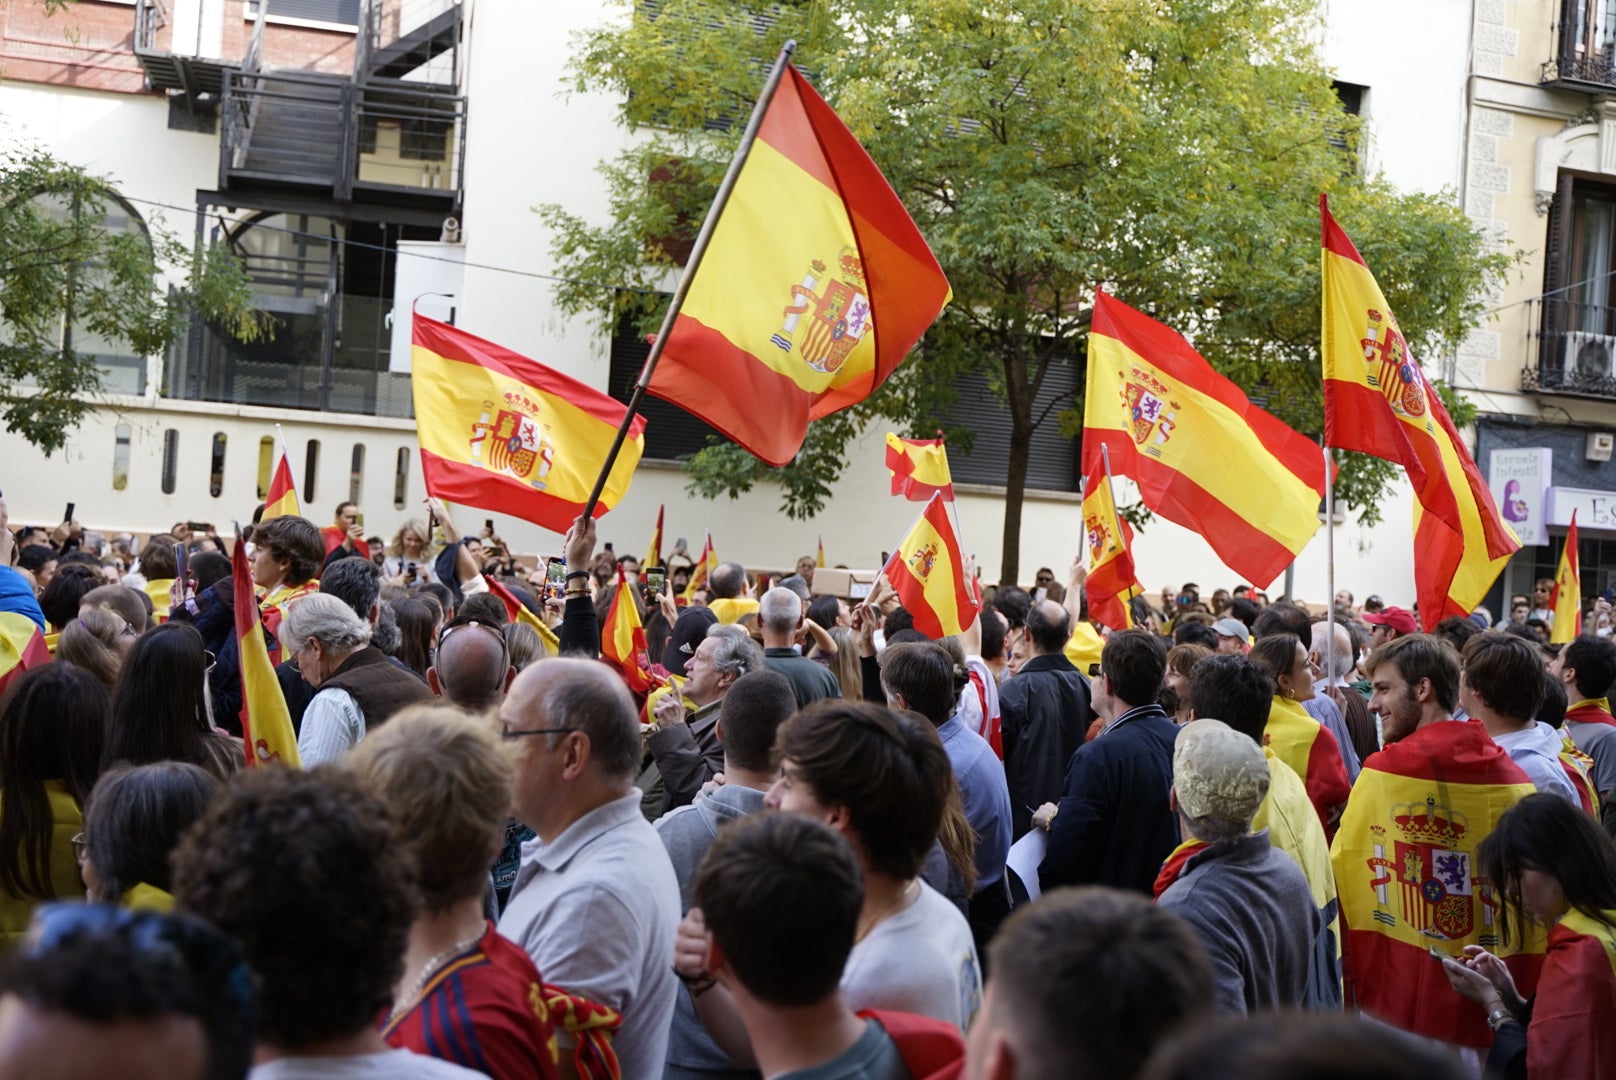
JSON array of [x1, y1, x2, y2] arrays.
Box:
[[1329, 635, 1540, 1067]]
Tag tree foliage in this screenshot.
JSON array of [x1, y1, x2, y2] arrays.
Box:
[[543, 0, 1512, 582], [0, 146, 269, 454]]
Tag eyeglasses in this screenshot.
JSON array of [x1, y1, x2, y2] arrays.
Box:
[[501, 726, 576, 740], [203, 650, 217, 674], [69, 833, 87, 862]]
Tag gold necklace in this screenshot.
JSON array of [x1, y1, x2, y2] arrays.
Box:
[[855, 880, 917, 944], [390, 932, 483, 1020]]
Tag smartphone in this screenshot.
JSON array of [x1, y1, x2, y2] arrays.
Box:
[[186, 521, 210, 534], [63, 502, 75, 524], [173, 542, 189, 588], [604, 542, 614, 553], [355, 512, 364, 529], [1428, 946, 1451, 962], [644, 567, 666, 602], [485, 518, 495, 534], [406, 562, 418, 584], [545, 556, 567, 601]]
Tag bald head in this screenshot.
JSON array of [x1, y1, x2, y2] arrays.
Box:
[[505, 658, 641, 781], [759, 587, 803, 642], [1027, 599, 1071, 656], [1310, 620, 1354, 679], [431, 621, 511, 711]]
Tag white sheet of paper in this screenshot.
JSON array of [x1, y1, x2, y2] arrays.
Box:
[[1005, 828, 1048, 902]]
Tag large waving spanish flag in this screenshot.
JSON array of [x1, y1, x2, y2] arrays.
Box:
[[1330, 719, 1540, 1044], [261, 430, 300, 521], [880, 493, 977, 639], [1085, 291, 1328, 589], [647, 65, 951, 467], [601, 569, 655, 694], [232, 530, 299, 768], [1321, 196, 1518, 629], [0, 612, 50, 697], [1551, 510, 1582, 645], [885, 434, 954, 502], [1081, 466, 1140, 630], [412, 316, 646, 535]]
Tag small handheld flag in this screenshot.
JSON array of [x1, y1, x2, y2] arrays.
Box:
[[880, 493, 977, 639], [261, 425, 300, 521], [601, 568, 655, 694], [232, 527, 300, 768], [683, 533, 717, 602], [1082, 448, 1141, 631], [644, 505, 665, 570], [885, 433, 955, 502], [1551, 510, 1581, 645]]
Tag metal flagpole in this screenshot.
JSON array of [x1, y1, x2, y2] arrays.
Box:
[[577, 40, 800, 524]]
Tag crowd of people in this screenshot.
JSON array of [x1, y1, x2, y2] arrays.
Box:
[[0, 490, 1614, 1079]]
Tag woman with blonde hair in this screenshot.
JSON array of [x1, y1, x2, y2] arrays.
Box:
[[56, 609, 136, 689], [383, 520, 438, 585], [827, 625, 862, 700], [347, 705, 564, 1080]]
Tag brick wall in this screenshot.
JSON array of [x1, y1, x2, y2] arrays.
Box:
[[0, 0, 356, 95]]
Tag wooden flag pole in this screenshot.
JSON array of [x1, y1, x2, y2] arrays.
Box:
[[577, 40, 800, 524]]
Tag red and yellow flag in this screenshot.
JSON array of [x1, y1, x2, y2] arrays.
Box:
[[1266, 696, 1351, 836], [262, 431, 300, 521], [1329, 719, 1541, 1045], [647, 65, 951, 467], [885, 433, 954, 502], [601, 568, 655, 694], [1085, 291, 1328, 589], [412, 316, 646, 535], [484, 574, 560, 655], [1321, 196, 1518, 629], [1551, 510, 1581, 645], [643, 505, 664, 570], [817, 535, 825, 569], [0, 612, 50, 697], [232, 531, 299, 768], [880, 493, 977, 639], [1081, 465, 1140, 630], [683, 533, 716, 602]]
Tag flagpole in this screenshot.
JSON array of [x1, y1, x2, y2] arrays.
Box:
[[577, 40, 800, 524], [1324, 440, 1337, 687]]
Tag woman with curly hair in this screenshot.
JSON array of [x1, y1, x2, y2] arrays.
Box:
[[383, 520, 438, 586]]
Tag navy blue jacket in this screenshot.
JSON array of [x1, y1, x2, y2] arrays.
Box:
[[999, 653, 1094, 837], [1039, 703, 1179, 895]]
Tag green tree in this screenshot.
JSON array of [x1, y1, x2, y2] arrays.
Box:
[[543, 0, 1511, 584], [0, 147, 269, 454]]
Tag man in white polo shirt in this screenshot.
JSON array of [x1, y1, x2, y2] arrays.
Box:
[[497, 658, 682, 1079]]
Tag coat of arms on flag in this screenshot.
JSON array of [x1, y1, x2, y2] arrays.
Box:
[[1122, 367, 1179, 453], [1366, 798, 1494, 945], [772, 247, 874, 376], [1360, 308, 1428, 420], [470, 399, 557, 491]]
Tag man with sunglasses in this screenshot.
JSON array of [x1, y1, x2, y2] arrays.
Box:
[[497, 657, 682, 1080], [427, 616, 514, 713]]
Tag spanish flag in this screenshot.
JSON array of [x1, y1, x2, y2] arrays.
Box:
[[601, 568, 654, 694], [880, 492, 977, 639], [643, 505, 664, 570], [1081, 465, 1139, 630], [885, 434, 954, 502], [1551, 510, 1581, 645], [683, 533, 716, 602], [484, 574, 560, 656], [0, 612, 50, 697], [817, 535, 825, 569], [1330, 719, 1541, 1044], [1321, 196, 1518, 629], [647, 65, 951, 467], [232, 530, 299, 768], [262, 430, 300, 521], [412, 316, 646, 535], [1526, 908, 1616, 1078], [1265, 695, 1351, 837], [1085, 291, 1328, 589]]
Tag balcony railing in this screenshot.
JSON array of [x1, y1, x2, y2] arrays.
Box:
[[1523, 294, 1616, 399], [1544, 0, 1616, 90]]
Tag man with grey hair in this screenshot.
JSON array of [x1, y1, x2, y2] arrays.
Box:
[[1156, 718, 1324, 1015], [427, 616, 514, 712], [647, 624, 766, 813], [284, 593, 431, 765], [498, 658, 682, 1080], [759, 585, 841, 708]]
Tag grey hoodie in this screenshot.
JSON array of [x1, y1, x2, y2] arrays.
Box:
[[655, 784, 767, 1080]]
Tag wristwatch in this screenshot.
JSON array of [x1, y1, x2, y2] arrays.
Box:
[[1486, 1003, 1514, 1031]]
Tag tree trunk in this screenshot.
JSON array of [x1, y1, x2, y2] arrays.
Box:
[[1000, 343, 1033, 587]]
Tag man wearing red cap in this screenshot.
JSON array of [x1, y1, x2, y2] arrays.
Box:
[[1361, 605, 1417, 646]]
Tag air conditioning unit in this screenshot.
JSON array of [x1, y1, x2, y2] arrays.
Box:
[[1562, 331, 1616, 381], [1589, 431, 1615, 463]]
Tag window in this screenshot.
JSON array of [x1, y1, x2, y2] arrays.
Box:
[[349, 444, 365, 505], [248, 0, 359, 25], [304, 440, 321, 503], [257, 436, 275, 499], [938, 363, 1081, 493], [1555, 0, 1616, 86], [113, 423, 132, 492], [393, 447, 411, 509], [1538, 175, 1616, 396], [161, 429, 180, 495], [210, 433, 228, 498]]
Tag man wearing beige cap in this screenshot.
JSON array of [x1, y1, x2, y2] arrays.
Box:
[[1155, 719, 1326, 1016]]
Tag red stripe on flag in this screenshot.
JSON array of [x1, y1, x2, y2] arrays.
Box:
[[1320, 194, 1369, 267], [420, 450, 606, 534]]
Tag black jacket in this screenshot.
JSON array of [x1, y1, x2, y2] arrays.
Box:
[[999, 653, 1095, 837], [1039, 704, 1180, 896]]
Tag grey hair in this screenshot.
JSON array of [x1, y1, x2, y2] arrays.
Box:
[[759, 587, 803, 635], [1310, 620, 1354, 673], [523, 659, 641, 780], [1181, 813, 1250, 844], [282, 593, 371, 654], [706, 623, 764, 678]]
